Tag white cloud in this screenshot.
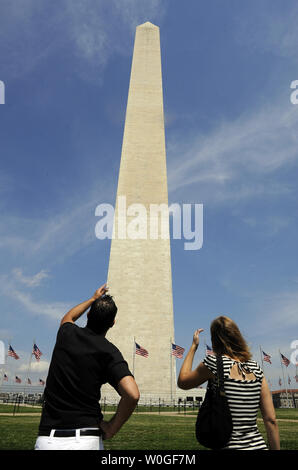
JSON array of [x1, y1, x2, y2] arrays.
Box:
[[18, 359, 50, 374], [13, 290, 70, 321], [0, 0, 166, 80], [12, 268, 49, 288], [257, 291, 298, 332], [3, 348, 50, 383], [168, 100, 298, 204], [112, 0, 167, 31], [0, 274, 71, 321], [240, 214, 292, 237], [234, 3, 298, 63], [63, 0, 167, 82], [0, 329, 12, 341], [31, 195, 104, 256], [0, 180, 113, 266]]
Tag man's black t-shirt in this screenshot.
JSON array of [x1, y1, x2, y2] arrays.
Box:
[[39, 322, 132, 432]]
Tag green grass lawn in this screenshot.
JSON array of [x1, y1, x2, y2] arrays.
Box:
[[0, 404, 42, 414], [0, 409, 297, 450], [185, 408, 298, 419], [258, 408, 298, 420]]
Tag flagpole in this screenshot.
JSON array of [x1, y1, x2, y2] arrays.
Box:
[[132, 337, 136, 377], [0, 343, 9, 394], [23, 339, 34, 399], [259, 345, 267, 388], [170, 338, 173, 403], [7, 337, 12, 387], [0, 340, 4, 392], [279, 349, 290, 408], [288, 375, 291, 392], [0, 363, 4, 394], [8, 338, 17, 390], [259, 346, 264, 370]]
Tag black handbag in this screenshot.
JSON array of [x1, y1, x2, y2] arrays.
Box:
[[195, 354, 233, 449]]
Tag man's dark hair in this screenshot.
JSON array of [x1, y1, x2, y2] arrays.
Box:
[[86, 295, 117, 334]]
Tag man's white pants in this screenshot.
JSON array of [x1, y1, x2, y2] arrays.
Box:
[[34, 428, 104, 450]]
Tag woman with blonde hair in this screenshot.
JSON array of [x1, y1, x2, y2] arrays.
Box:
[[178, 316, 280, 450]]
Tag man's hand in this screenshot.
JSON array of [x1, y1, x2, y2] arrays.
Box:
[[60, 282, 108, 326], [100, 376, 140, 440], [92, 284, 108, 301], [100, 420, 115, 440]]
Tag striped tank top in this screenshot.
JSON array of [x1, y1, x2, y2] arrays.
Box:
[[203, 354, 267, 450]]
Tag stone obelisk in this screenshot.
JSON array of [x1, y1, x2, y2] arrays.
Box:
[[102, 22, 175, 401]]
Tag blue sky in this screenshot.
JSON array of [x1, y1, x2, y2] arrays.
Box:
[[0, 0, 298, 390]]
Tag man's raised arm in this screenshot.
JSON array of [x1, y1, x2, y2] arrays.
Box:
[[60, 283, 108, 326]]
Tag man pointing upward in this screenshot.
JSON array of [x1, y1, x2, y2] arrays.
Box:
[[35, 283, 139, 450]]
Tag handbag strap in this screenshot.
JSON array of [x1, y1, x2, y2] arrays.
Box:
[[216, 354, 226, 396]]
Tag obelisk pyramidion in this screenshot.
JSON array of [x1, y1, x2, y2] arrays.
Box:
[[102, 22, 176, 401]]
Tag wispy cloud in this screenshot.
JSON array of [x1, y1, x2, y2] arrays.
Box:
[[0, 274, 71, 321], [12, 289, 70, 321], [12, 268, 49, 288], [234, 2, 298, 63], [3, 349, 50, 383], [0, 0, 167, 80], [0, 175, 113, 326], [0, 329, 12, 341], [112, 0, 167, 31], [0, 182, 113, 267], [28, 199, 99, 263], [168, 99, 298, 204], [18, 359, 50, 374], [239, 214, 293, 238], [255, 290, 298, 334]]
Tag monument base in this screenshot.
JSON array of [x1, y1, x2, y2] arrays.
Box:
[[100, 384, 205, 406]]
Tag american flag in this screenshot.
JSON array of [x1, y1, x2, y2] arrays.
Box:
[[171, 343, 185, 359], [39, 379, 45, 386], [135, 342, 148, 358], [15, 376, 21, 384], [262, 350, 272, 364], [280, 353, 290, 367], [206, 344, 214, 355], [27, 378, 32, 385], [3, 374, 8, 381], [32, 343, 42, 361], [8, 345, 19, 360]]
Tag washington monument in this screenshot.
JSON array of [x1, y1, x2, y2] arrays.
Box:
[[102, 22, 176, 400]]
